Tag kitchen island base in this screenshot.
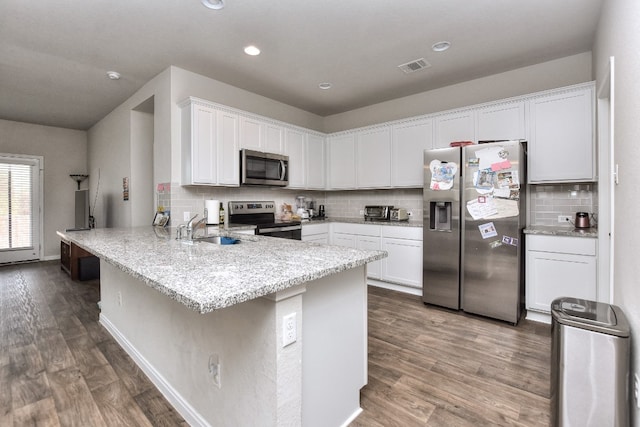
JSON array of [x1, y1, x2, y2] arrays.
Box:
[[99, 260, 367, 427]]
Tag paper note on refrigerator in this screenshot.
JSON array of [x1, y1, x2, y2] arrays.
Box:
[[475, 145, 510, 171], [483, 198, 520, 219], [478, 222, 498, 239], [466, 198, 498, 220], [429, 160, 458, 190], [497, 171, 520, 189]]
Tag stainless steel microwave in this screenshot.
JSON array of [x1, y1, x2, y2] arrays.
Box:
[[240, 149, 289, 187]]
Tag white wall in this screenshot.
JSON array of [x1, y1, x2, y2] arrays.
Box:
[[0, 119, 87, 259], [87, 68, 172, 228], [593, 2, 640, 425], [130, 109, 154, 227], [323, 52, 593, 132]]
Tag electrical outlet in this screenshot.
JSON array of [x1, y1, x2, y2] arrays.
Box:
[[209, 354, 221, 388], [634, 373, 639, 409], [282, 313, 296, 347], [183, 211, 191, 221], [359, 210, 364, 215], [557, 215, 572, 223], [117, 291, 122, 306]]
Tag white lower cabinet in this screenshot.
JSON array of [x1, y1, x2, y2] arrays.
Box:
[[329, 223, 422, 289], [331, 224, 382, 280], [525, 235, 597, 315], [356, 236, 382, 279], [302, 223, 330, 244], [381, 227, 423, 289]]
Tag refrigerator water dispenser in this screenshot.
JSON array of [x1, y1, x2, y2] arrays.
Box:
[[430, 201, 451, 231]]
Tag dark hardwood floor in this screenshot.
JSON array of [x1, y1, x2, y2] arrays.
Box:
[[0, 261, 187, 427], [1, 261, 550, 426], [352, 287, 551, 427]]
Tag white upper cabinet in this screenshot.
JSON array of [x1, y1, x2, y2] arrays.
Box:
[[216, 110, 240, 186], [391, 118, 433, 187], [284, 129, 325, 189], [433, 110, 475, 148], [284, 128, 306, 188], [528, 85, 595, 183], [239, 116, 262, 151], [327, 134, 357, 189], [306, 134, 326, 189], [356, 127, 392, 188], [180, 99, 239, 186], [239, 116, 284, 154], [475, 101, 526, 142], [264, 123, 283, 154]]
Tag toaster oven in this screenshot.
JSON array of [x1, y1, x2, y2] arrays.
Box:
[[364, 205, 393, 221]]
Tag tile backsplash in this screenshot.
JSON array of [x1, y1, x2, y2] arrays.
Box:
[[169, 184, 326, 223], [529, 183, 598, 226], [323, 189, 423, 219], [165, 183, 596, 227], [167, 185, 423, 224]]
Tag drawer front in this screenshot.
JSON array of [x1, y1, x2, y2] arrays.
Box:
[[381, 225, 423, 241], [331, 223, 380, 237], [302, 223, 330, 236], [526, 234, 596, 256]]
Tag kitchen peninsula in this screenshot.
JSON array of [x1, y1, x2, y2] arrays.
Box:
[[56, 227, 386, 427]]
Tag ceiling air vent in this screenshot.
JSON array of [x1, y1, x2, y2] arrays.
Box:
[[398, 58, 431, 74]]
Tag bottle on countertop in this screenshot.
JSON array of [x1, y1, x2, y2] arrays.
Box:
[[219, 202, 225, 225]]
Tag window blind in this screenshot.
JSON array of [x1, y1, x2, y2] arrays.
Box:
[[0, 162, 33, 250]]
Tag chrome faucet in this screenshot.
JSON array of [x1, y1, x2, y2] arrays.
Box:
[[186, 214, 199, 240], [190, 216, 208, 239], [176, 214, 198, 240]]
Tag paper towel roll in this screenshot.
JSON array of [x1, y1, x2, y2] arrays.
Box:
[[206, 200, 220, 224]]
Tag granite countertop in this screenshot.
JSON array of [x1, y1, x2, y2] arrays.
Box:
[[523, 225, 598, 238], [57, 227, 386, 314], [303, 217, 423, 228]]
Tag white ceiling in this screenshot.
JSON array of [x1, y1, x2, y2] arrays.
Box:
[[0, 0, 603, 131]]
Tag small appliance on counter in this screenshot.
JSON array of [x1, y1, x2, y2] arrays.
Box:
[[574, 212, 591, 229], [364, 205, 393, 221], [390, 208, 409, 221]]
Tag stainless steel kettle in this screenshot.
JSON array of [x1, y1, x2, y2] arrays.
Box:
[[575, 212, 590, 228]]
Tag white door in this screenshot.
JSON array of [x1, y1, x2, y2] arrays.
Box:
[[0, 155, 41, 263]]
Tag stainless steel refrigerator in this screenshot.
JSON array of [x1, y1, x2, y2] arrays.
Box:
[[422, 140, 526, 324]]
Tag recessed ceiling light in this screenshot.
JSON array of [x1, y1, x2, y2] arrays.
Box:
[[106, 71, 121, 80], [318, 83, 332, 90], [244, 45, 261, 56], [201, 0, 224, 10], [432, 41, 451, 52]]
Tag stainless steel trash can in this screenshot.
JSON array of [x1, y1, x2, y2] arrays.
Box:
[[551, 297, 630, 427]]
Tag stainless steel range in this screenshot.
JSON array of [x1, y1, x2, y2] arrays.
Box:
[[228, 201, 302, 240]]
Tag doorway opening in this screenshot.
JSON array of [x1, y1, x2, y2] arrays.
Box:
[[0, 154, 43, 264]]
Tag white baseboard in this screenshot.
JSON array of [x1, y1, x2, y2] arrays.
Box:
[[367, 279, 422, 296], [99, 314, 211, 427], [42, 255, 61, 261], [340, 407, 363, 427], [525, 310, 551, 324]]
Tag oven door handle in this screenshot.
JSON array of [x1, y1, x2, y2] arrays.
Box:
[[259, 226, 301, 233], [279, 160, 287, 181]]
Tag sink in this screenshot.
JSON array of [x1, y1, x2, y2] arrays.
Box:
[[193, 236, 239, 245]]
